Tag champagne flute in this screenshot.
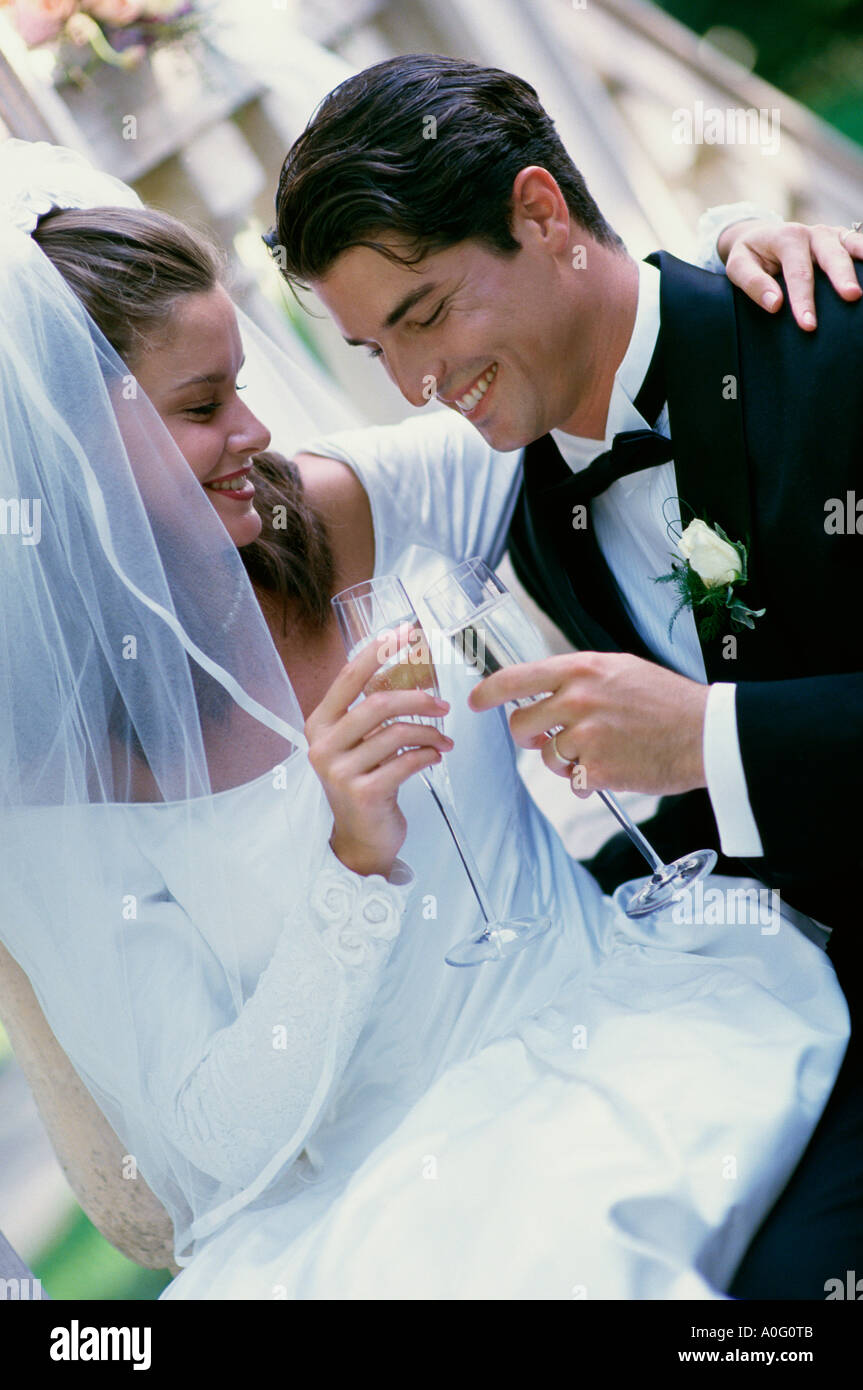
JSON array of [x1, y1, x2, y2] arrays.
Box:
[[422, 558, 717, 918], [331, 576, 552, 966]]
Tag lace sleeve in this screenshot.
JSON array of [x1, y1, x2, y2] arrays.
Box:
[[147, 847, 415, 1192], [695, 202, 783, 273]]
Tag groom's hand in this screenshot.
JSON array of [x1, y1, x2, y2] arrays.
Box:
[[468, 652, 709, 796], [719, 217, 863, 330]]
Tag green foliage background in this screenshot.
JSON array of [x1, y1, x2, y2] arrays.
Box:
[[33, 1209, 172, 1302], [1, 1020, 171, 1299], [657, 1, 863, 146]]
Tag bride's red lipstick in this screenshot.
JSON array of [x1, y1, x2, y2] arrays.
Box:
[[204, 465, 255, 501]]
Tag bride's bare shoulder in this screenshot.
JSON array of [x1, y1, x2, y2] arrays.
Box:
[[292, 450, 369, 515], [292, 450, 374, 577]]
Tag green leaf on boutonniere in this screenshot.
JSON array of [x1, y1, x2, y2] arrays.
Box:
[[653, 512, 766, 644]]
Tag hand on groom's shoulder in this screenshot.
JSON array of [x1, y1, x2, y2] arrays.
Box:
[[719, 216, 863, 331]]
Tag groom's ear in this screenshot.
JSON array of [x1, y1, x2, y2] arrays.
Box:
[[510, 167, 572, 256]]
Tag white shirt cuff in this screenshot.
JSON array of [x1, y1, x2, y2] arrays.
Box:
[[702, 683, 764, 858], [695, 203, 784, 274]]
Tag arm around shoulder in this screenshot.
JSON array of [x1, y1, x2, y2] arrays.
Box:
[[0, 941, 178, 1273]]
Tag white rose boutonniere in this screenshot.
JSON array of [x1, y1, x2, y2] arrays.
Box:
[[677, 519, 741, 587], [655, 507, 766, 643]]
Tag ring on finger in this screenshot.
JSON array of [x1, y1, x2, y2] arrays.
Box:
[[548, 728, 576, 773]]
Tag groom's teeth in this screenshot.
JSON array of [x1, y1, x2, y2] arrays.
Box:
[[457, 364, 497, 412]]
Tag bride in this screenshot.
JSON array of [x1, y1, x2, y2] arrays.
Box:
[[0, 143, 850, 1300]]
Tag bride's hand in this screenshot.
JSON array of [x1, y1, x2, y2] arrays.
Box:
[[719, 217, 863, 329], [306, 624, 452, 879]]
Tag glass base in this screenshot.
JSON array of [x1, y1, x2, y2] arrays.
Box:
[[618, 849, 718, 919], [445, 915, 552, 968]]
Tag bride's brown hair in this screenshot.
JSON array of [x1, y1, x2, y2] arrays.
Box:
[[33, 205, 333, 632], [32, 204, 226, 361]]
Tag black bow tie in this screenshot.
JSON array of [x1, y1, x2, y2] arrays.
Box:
[[560, 428, 675, 504], [554, 319, 671, 503]]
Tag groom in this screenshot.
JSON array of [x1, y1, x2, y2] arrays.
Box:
[[269, 55, 863, 1297]]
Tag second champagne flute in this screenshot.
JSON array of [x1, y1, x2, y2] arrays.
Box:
[[331, 576, 552, 966], [423, 558, 717, 918]]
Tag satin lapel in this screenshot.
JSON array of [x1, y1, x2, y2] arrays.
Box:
[[651, 252, 763, 680], [519, 435, 658, 661]]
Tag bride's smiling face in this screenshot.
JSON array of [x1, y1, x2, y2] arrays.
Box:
[[132, 284, 272, 547]]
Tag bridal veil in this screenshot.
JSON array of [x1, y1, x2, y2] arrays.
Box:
[[0, 141, 357, 1259]]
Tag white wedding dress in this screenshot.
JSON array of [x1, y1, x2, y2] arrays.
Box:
[[151, 409, 849, 1300], [0, 142, 842, 1299]]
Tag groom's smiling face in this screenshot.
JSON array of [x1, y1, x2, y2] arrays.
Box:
[[312, 178, 605, 452]]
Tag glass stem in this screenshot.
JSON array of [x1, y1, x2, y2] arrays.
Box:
[[421, 763, 498, 926], [520, 698, 667, 878], [596, 790, 666, 875]]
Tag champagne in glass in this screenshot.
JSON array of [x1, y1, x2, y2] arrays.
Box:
[[423, 558, 717, 919], [331, 576, 552, 966]]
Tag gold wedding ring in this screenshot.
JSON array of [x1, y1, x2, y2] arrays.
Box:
[[549, 729, 575, 773], [548, 728, 587, 792]]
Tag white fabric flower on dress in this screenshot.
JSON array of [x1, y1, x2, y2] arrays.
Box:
[[311, 873, 355, 928], [0, 140, 142, 237], [311, 864, 402, 969]]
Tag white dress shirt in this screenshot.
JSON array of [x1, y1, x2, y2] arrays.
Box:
[[550, 258, 764, 858]]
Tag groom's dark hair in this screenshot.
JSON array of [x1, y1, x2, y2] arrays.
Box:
[[268, 53, 622, 286]]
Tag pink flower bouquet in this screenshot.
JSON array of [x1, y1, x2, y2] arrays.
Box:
[[3, 0, 201, 73]]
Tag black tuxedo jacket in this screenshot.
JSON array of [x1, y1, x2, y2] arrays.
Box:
[[507, 252, 863, 982]]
